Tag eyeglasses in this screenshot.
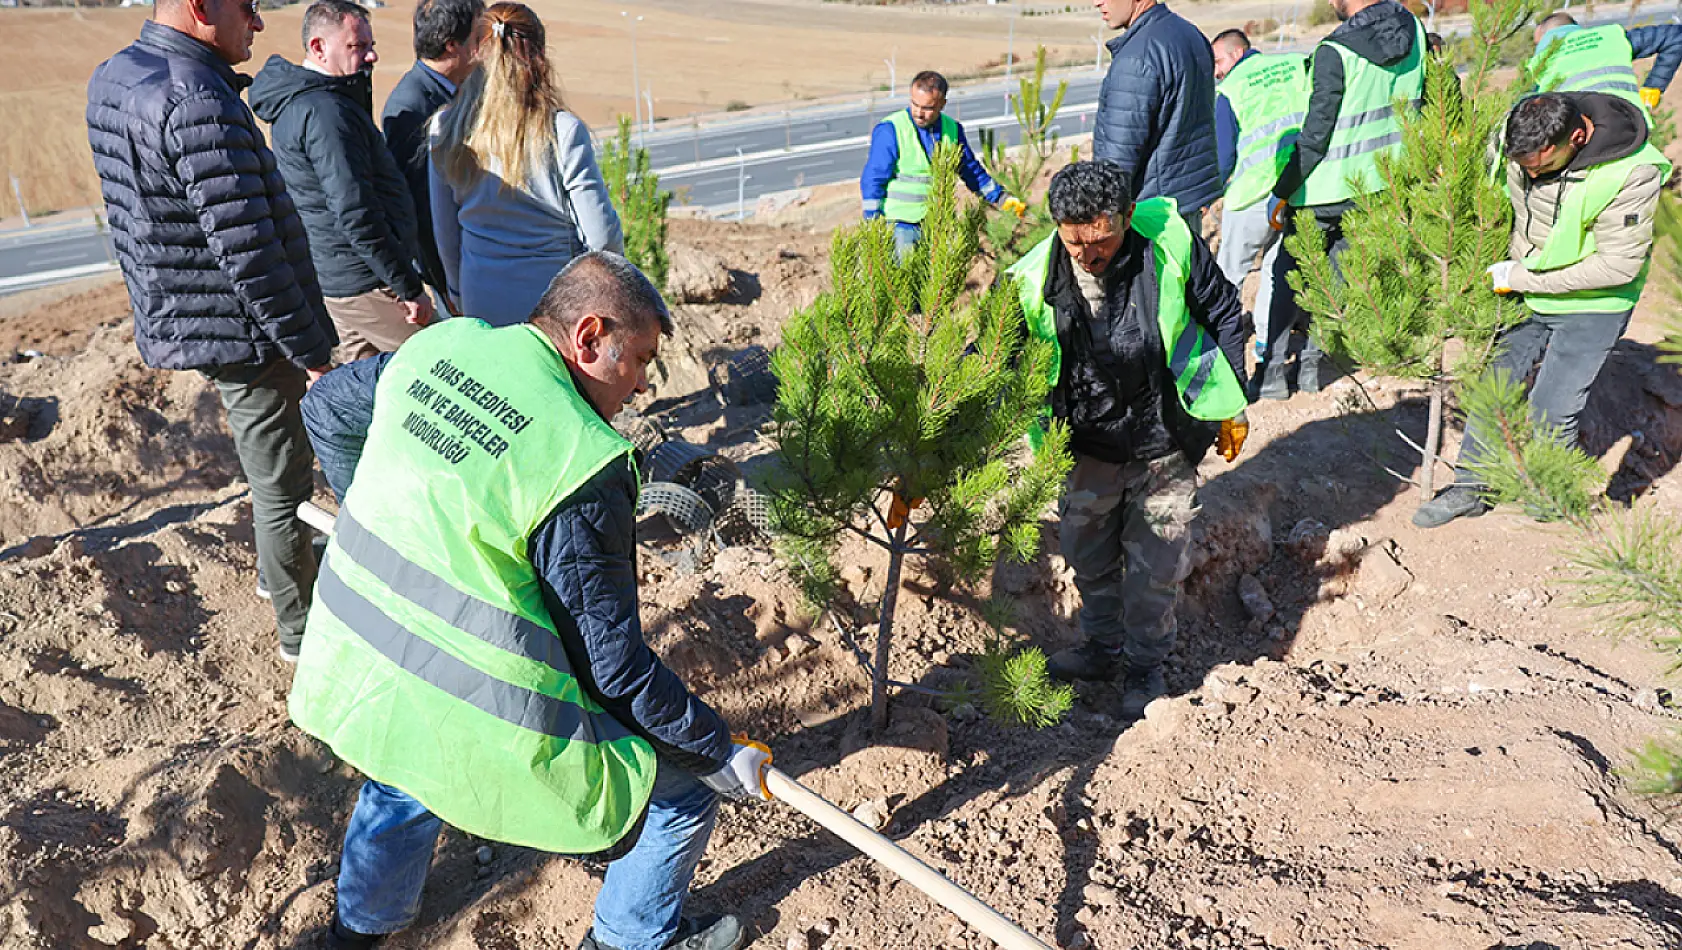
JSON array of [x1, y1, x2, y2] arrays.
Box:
[[235, 0, 260, 17]]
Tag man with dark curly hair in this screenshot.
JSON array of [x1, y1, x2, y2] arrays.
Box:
[[1006, 161, 1251, 720]]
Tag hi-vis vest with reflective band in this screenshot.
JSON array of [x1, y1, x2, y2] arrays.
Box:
[[1530, 25, 1654, 123], [1521, 141, 1672, 314], [880, 110, 959, 224], [1006, 197, 1248, 426], [1293, 17, 1427, 206], [1219, 53, 1311, 211], [289, 319, 657, 854]]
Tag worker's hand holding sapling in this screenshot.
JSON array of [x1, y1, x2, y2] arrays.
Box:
[[1000, 196, 1028, 218], [701, 736, 774, 802], [1486, 260, 1516, 295]]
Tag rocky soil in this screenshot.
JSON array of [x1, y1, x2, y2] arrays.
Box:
[[2, 213, 1682, 949]]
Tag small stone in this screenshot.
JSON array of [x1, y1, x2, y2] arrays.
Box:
[[1065, 929, 1094, 949], [784, 635, 815, 658], [1283, 519, 1331, 561], [1355, 543, 1413, 605], [786, 937, 808, 950], [1083, 882, 1121, 908], [475, 845, 494, 865], [852, 799, 890, 831], [1237, 574, 1275, 624]]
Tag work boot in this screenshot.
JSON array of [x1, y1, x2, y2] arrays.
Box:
[[1119, 664, 1168, 721], [579, 914, 747, 950], [1411, 484, 1490, 529], [322, 913, 381, 949], [1297, 352, 1324, 394], [1046, 640, 1125, 682], [1252, 359, 1289, 401]]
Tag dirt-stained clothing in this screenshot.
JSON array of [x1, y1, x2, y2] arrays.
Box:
[[1060, 453, 1198, 665]]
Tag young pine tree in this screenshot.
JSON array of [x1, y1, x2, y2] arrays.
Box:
[[1456, 196, 1682, 800], [1283, 0, 1539, 505], [768, 143, 1074, 734], [599, 115, 671, 290], [981, 45, 1066, 268]]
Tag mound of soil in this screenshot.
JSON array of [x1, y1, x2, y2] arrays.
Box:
[[2, 215, 1681, 949]]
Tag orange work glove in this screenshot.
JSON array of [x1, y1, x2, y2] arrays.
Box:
[[1000, 196, 1028, 218], [1217, 415, 1250, 463], [699, 735, 773, 802], [1268, 198, 1290, 232], [886, 492, 924, 530], [1641, 87, 1662, 110]]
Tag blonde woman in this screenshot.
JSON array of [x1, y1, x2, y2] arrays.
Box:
[[429, 2, 624, 326]]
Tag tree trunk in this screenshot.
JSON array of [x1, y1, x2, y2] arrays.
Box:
[[870, 524, 911, 736], [1419, 383, 1445, 501]]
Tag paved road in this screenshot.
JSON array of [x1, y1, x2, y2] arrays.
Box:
[[0, 225, 113, 277], [642, 69, 1107, 170]]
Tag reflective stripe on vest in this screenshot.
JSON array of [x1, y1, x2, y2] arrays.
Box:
[[1294, 17, 1427, 206], [1529, 24, 1653, 121], [881, 110, 958, 224], [1521, 140, 1672, 314], [1006, 197, 1249, 430], [1218, 53, 1311, 210], [289, 319, 658, 855]]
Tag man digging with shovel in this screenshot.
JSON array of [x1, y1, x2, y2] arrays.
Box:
[[290, 251, 770, 950]]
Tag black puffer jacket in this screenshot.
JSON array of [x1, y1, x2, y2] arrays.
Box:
[[1040, 229, 1249, 465], [1093, 3, 1223, 213], [85, 21, 335, 372], [1273, 0, 1422, 220], [250, 56, 425, 301]]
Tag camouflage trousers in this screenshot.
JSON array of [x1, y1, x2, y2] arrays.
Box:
[[1058, 451, 1199, 667]]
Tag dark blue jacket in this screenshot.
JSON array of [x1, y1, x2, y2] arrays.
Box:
[[1215, 49, 1257, 185], [1629, 25, 1682, 91], [1093, 4, 1222, 213], [86, 21, 335, 372], [381, 61, 456, 295], [302, 354, 732, 775], [250, 56, 426, 301], [860, 110, 1004, 217]]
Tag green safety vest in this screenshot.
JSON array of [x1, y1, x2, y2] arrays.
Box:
[[1293, 17, 1427, 207], [1006, 197, 1248, 429], [1530, 24, 1654, 123], [289, 319, 657, 854], [1218, 53, 1311, 211], [1520, 141, 1672, 314], [878, 110, 959, 224]]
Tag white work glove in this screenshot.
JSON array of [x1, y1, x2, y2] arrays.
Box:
[[1486, 261, 1516, 295], [699, 736, 773, 802]]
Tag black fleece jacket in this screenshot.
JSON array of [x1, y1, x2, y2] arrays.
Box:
[[1040, 229, 1249, 466], [1273, 0, 1422, 219], [250, 56, 425, 301]]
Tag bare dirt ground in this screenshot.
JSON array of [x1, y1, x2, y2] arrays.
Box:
[[3, 206, 1682, 949]]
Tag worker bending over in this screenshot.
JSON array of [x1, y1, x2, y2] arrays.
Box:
[[1007, 161, 1249, 720], [1530, 12, 1682, 123], [860, 70, 1024, 257], [1211, 28, 1307, 366], [292, 252, 768, 950], [1415, 92, 1669, 528], [1263, 0, 1426, 400]]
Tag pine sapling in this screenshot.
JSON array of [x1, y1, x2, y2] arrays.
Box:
[[599, 115, 671, 290], [1284, 0, 1540, 506], [768, 143, 1073, 734]]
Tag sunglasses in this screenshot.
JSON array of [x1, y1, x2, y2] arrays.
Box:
[[234, 0, 259, 17]]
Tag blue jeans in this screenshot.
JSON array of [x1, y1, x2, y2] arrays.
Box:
[[892, 221, 921, 261], [335, 758, 720, 950]]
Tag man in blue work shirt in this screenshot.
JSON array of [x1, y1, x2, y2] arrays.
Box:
[[860, 70, 1024, 258]]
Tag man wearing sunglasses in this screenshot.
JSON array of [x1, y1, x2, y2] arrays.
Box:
[[88, 0, 337, 663]]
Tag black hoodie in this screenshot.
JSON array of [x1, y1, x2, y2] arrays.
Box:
[[1272, 0, 1422, 217], [249, 55, 424, 301]]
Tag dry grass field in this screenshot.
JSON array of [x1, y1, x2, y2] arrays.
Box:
[[0, 0, 1136, 219]]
